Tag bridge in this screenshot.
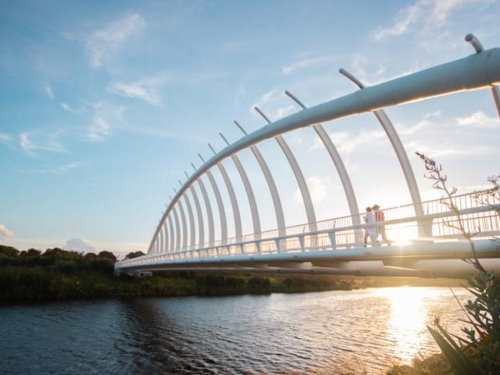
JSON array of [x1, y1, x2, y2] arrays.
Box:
[[115, 34, 500, 278]]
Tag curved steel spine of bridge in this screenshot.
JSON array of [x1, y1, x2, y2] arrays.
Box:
[[134, 34, 500, 273]]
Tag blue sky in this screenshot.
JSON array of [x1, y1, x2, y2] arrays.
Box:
[[1, 0, 499, 256]]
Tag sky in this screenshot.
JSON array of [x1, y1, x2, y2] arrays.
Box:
[[1, 0, 499, 257]]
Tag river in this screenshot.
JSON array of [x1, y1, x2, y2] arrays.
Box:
[[0, 286, 471, 374]]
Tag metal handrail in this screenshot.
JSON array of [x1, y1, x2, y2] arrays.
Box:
[[118, 196, 500, 268], [172, 189, 495, 251]]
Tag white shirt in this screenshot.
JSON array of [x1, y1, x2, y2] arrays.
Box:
[[365, 211, 377, 236]]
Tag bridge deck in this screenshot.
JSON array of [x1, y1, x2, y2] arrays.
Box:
[[116, 192, 500, 277]]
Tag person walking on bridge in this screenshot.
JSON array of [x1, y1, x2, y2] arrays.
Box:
[[373, 204, 392, 245], [364, 207, 378, 247]]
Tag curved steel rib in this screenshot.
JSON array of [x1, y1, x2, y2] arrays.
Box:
[[183, 193, 195, 250], [254, 106, 318, 245], [206, 170, 227, 246], [339, 68, 426, 236], [158, 224, 165, 252], [284, 90, 362, 243], [196, 175, 215, 247], [172, 205, 181, 251], [234, 121, 286, 241], [209, 143, 242, 243], [220, 132, 261, 242], [177, 198, 188, 250], [148, 47, 500, 251], [188, 183, 204, 248]]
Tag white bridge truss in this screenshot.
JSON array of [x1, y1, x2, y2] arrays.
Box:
[[116, 34, 500, 277]]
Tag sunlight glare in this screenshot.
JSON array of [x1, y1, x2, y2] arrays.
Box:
[[387, 225, 416, 245], [374, 287, 438, 363]]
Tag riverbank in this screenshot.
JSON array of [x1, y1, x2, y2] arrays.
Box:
[[0, 245, 465, 304], [1, 266, 356, 303]]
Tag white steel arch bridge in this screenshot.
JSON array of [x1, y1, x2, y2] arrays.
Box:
[[116, 34, 500, 278]]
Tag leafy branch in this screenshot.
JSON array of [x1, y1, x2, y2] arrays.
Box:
[[415, 151, 500, 374], [415, 152, 485, 272]]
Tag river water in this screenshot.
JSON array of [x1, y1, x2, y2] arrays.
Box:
[[0, 286, 471, 374]]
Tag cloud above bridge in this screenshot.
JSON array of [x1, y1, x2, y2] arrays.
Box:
[[107, 74, 169, 105], [373, 0, 492, 41], [19, 130, 67, 153], [457, 111, 500, 129], [294, 176, 327, 206], [86, 13, 146, 68], [251, 89, 296, 121]]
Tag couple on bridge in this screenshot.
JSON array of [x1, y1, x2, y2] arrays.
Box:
[[363, 204, 392, 247]]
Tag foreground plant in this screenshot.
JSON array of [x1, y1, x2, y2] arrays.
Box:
[[416, 152, 500, 374]]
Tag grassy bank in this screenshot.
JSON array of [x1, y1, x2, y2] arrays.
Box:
[[0, 245, 356, 303], [0, 245, 463, 304]]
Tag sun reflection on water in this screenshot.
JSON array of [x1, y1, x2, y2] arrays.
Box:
[[374, 287, 440, 364]]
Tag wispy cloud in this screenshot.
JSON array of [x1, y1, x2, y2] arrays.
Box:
[[0, 224, 13, 242], [294, 176, 327, 205], [458, 182, 499, 193], [282, 55, 339, 75], [342, 53, 428, 87], [86, 13, 146, 68], [424, 110, 442, 119], [88, 102, 124, 141], [346, 54, 388, 86], [26, 161, 83, 174], [414, 145, 490, 158], [373, 0, 493, 41], [59, 102, 81, 113], [373, 0, 424, 40], [89, 117, 110, 141], [399, 110, 499, 158], [233, 81, 246, 106], [119, 123, 210, 143], [252, 89, 297, 121], [0, 133, 11, 142], [19, 130, 66, 153], [398, 119, 432, 135], [456, 111, 500, 129], [253, 89, 278, 108], [324, 129, 386, 155], [45, 84, 54, 99], [60, 103, 71, 111], [107, 74, 168, 105]]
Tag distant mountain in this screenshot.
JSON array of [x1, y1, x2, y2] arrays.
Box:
[[64, 238, 96, 253]]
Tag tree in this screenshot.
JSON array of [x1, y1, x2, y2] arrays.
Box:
[[98, 251, 117, 263], [84, 252, 98, 260], [0, 245, 19, 257], [124, 251, 145, 259], [23, 249, 41, 256]]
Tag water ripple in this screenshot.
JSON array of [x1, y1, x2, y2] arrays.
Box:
[[0, 287, 471, 374]]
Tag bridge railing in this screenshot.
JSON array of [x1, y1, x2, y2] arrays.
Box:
[[117, 191, 500, 269], [168, 190, 495, 253]]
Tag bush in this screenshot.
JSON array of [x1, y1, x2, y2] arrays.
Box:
[[0, 245, 19, 257], [247, 276, 272, 294]]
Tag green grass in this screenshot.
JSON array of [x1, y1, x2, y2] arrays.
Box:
[[0, 244, 464, 305]]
